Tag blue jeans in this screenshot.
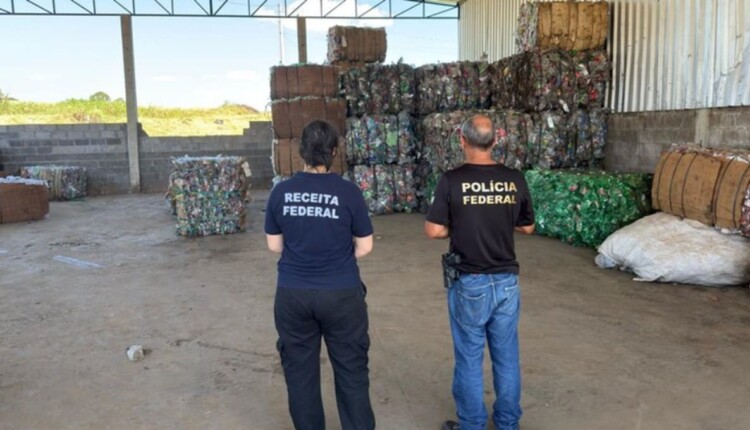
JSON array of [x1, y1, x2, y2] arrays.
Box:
[[447, 273, 522, 430]]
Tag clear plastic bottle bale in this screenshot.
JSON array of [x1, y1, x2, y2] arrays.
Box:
[[397, 111, 417, 165], [384, 115, 400, 164], [590, 109, 609, 163], [573, 110, 593, 167], [393, 165, 418, 213], [516, 2, 539, 52], [524, 112, 540, 168], [374, 165, 395, 215], [493, 113, 509, 166], [345, 117, 368, 166], [537, 111, 566, 169], [587, 51, 611, 109], [397, 62, 416, 114], [503, 111, 528, 170], [170, 156, 250, 237], [353, 165, 377, 214], [365, 115, 387, 165]]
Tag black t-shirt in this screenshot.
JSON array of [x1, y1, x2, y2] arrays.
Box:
[[426, 164, 535, 275]]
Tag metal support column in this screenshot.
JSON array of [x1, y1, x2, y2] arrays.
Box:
[[121, 16, 141, 193], [297, 17, 307, 64]]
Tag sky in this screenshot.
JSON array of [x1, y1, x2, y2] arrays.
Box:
[[0, 1, 458, 111]]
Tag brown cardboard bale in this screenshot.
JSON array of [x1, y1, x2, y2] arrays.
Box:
[[653, 151, 724, 226], [273, 138, 347, 177], [272, 98, 346, 140], [534, 1, 608, 52], [328, 26, 387, 63], [0, 183, 49, 224], [270, 65, 340, 100], [713, 160, 750, 230]]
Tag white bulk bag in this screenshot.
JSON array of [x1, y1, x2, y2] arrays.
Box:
[[596, 212, 750, 287]]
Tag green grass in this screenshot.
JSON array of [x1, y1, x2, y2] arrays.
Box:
[[0, 99, 271, 136]]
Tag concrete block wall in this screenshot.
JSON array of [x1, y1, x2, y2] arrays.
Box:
[[140, 121, 273, 193], [605, 107, 750, 173], [0, 121, 274, 195], [0, 124, 131, 194]]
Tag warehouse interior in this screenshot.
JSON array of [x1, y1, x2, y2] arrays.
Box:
[[2, 1, 750, 429]]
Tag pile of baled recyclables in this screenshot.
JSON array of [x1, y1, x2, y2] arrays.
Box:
[[270, 4, 656, 246], [0, 165, 87, 224]]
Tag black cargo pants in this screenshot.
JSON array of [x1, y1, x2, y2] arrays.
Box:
[[274, 285, 375, 430]]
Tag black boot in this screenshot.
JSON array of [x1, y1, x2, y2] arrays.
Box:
[[441, 420, 460, 430]]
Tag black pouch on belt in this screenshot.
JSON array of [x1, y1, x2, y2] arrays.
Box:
[[441, 252, 462, 289]]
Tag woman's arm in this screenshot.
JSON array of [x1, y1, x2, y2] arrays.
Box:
[[266, 234, 284, 254], [354, 235, 373, 259]]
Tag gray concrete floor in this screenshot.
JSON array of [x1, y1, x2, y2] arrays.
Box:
[[1, 193, 749, 430]]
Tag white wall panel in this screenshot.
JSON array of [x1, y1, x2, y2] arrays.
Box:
[[458, 0, 750, 112]]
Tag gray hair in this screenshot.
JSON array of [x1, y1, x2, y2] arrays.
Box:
[[460, 115, 495, 150]]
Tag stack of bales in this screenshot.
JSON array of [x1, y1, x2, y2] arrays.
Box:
[[270, 64, 347, 177], [331, 28, 419, 215], [341, 59, 492, 214]]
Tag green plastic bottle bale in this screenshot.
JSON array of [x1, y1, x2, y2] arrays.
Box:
[[524, 169, 653, 248]]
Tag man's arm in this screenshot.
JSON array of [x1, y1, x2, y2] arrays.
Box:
[[425, 221, 450, 239], [266, 234, 283, 253], [425, 175, 451, 239], [515, 224, 535, 235]]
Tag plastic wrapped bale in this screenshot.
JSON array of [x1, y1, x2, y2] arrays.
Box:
[[345, 113, 416, 166], [169, 156, 252, 237], [341, 62, 416, 116], [327, 26, 387, 63], [415, 62, 490, 115], [19, 165, 87, 201], [525, 169, 652, 248]]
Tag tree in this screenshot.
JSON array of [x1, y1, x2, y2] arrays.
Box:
[[89, 91, 111, 102], [0, 89, 10, 102]]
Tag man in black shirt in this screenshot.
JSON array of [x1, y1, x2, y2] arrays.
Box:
[[425, 114, 535, 430]]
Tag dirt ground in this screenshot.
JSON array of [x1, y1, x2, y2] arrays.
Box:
[[1, 193, 749, 430]]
